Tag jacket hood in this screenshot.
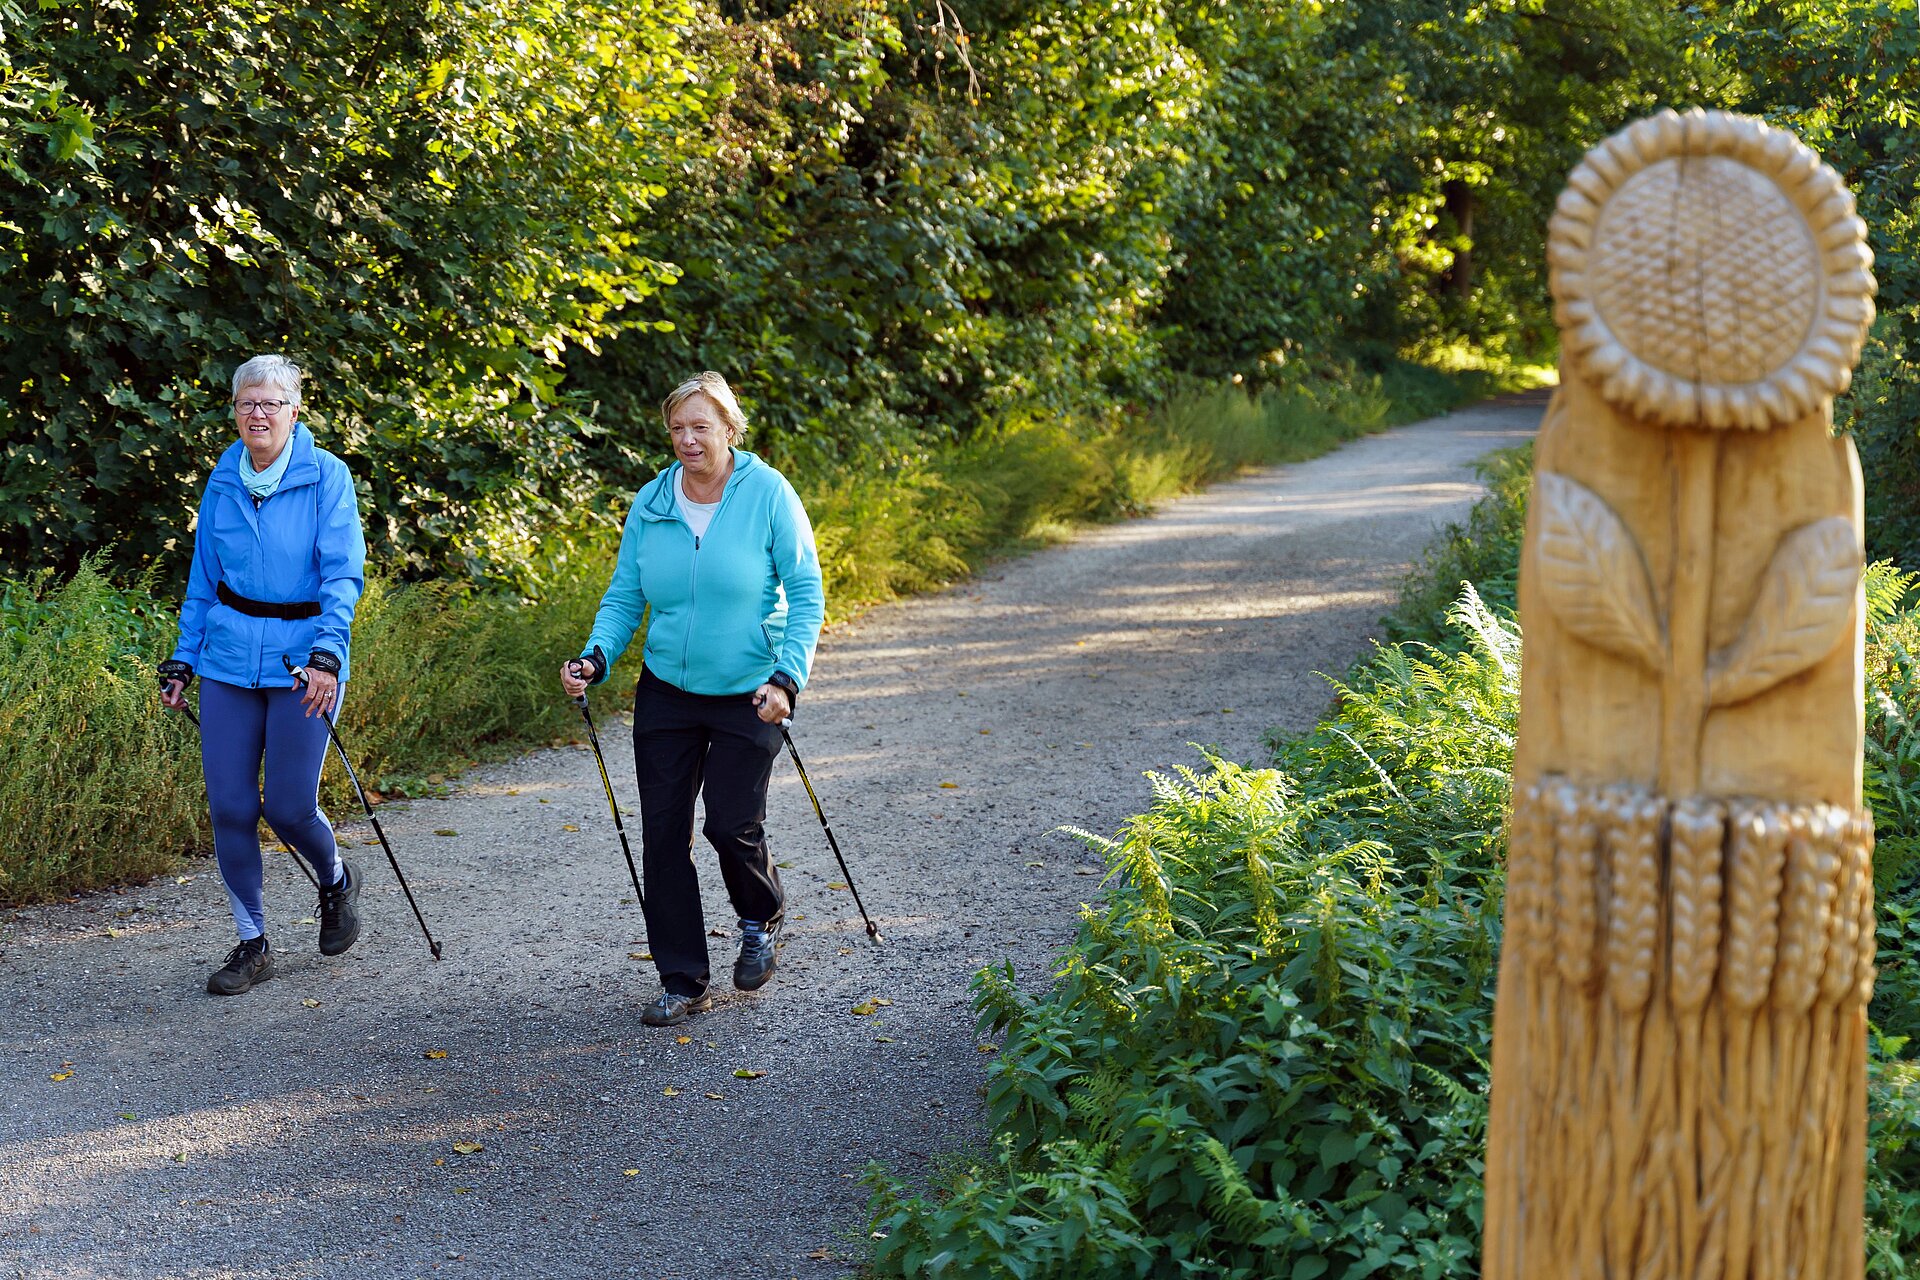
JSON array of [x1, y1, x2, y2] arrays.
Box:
[[637, 448, 764, 520]]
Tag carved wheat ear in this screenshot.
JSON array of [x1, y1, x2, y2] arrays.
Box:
[[1708, 517, 1862, 707], [1534, 472, 1665, 671]]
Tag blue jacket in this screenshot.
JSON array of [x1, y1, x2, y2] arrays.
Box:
[[585, 449, 825, 696], [170, 423, 367, 688]]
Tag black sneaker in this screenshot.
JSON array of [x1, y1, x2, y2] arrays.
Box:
[[207, 936, 274, 996], [317, 857, 362, 956], [734, 917, 782, 991], [640, 990, 713, 1026]]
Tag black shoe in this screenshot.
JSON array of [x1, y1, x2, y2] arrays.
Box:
[[317, 857, 362, 956], [640, 990, 713, 1026], [207, 936, 274, 996], [733, 917, 782, 991]]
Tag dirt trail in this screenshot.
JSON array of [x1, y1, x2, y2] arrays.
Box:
[[0, 400, 1539, 1279]]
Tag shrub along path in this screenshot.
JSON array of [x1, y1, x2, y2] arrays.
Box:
[[0, 400, 1540, 1279]]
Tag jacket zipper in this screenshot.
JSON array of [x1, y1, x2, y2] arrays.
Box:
[[678, 466, 741, 689]]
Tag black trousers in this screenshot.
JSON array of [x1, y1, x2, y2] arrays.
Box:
[[633, 666, 785, 998]]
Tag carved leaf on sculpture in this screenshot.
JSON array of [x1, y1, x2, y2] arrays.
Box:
[[1535, 472, 1664, 671], [1708, 517, 1861, 707]]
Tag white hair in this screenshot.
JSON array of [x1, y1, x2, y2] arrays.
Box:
[[231, 354, 304, 404], [661, 371, 748, 443]]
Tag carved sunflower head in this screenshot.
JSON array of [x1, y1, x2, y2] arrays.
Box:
[[1548, 108, 1875, 431]]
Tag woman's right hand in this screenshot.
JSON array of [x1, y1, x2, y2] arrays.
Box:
[[559, 655, 598, 699], [157, 659, 193, 713]]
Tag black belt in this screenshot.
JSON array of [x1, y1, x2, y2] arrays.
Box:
[[217, 582, 321, 620]]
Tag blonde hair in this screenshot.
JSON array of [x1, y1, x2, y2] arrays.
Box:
[[661, 371, 748, 444]]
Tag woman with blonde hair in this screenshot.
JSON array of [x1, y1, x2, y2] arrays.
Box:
[[561, 371, 825, 1026]]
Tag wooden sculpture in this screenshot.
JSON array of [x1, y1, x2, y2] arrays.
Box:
[[1484, 109, 1878, 1280]]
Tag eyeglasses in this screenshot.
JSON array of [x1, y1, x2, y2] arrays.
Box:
[[233, 399, 291, 416]]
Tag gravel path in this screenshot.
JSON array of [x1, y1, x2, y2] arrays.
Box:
[[0, 401, 1539, 1280]]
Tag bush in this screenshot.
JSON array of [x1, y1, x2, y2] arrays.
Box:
[[865, 590, 1519, 1277]]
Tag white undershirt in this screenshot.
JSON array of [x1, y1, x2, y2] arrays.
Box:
[[674, 470, 721, 540]]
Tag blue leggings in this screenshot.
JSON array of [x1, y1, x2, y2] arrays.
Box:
[[199, 678, 343, 940]]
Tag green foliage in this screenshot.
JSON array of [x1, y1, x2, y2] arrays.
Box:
[[866, 589, 1521, 1277], [0, 0, 701, 583]]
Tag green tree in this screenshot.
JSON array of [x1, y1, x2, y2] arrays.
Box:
[[0, 0, 703, 582]]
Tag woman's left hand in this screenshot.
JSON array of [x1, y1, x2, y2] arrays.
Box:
[[297, 668, 338, 718], [752, 682, 791, 725]]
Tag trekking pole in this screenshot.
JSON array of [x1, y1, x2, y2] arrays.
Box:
[[163, 684, 319, 890], [779, 718, 882, 944], [282, 657, 442, 959], [566, 660, 646, 912]]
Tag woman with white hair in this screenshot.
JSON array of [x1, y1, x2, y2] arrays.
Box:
[[561, 371, 825, 1026], [158, 354, 368, 995]]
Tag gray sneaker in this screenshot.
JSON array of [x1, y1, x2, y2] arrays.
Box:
[[317, 857, 362, 956], [207, 936, 274, 996], [641, 990, 713, 1026], [734, 917, 782, 991]]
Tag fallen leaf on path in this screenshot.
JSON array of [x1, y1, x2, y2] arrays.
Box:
[[561, 824, 579, 832], [506, 789, 519, 796], [624, 1169, 638, 1177], [708, 927, 729, 938], [978, 1044, 998, 1053], [434, 829, 457, 837], [363, 839, 380, 846], [827, 882, 848, 891], [119, 1111, 137, 1121], [175, 875, 193, 884], [1026, 861, 1044, 868], [428, 774, 444, 784], [807, 1247, 834, 1261], [172, 1153, 188, 1163], [295, 917, 317, 925], [452, 1141, 483, 1155], [873, 997, 892, 1007], [978, 728, 990, 735], [424, 1050, 448, 1060], [733, 1069, 765, 1080], [851, 1002, 876, 1016], [1074, 868, 1099, 876], [453, 1187, 472, 1195], [704, 1092, 725, 1100], [105, 928, 122, 938], [662, 1087, 681, 1096], [433, 1158, 445, 1167], [49, 1072, 72, 1082], [837, 947, 852, 956], [629, 951, 652, 961], [675, 1035, 691, 1045], [539, 797, 551, 804], [301, 998, 321, 1008], [875, 1036, 895, 1044], [939, 781, 958, 789]]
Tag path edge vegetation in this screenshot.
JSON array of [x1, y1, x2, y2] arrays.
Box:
[[856, 446, 1920, 1277], [0, 359, 1527, 904]]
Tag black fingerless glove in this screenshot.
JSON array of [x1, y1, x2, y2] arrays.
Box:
[[573, 646, 607, 684], [158, 659, 194, 690], [306, 649, 342, 676]]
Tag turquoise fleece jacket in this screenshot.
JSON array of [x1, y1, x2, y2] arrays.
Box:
[[584, 449, 825, 696], [170, 423, 367, 687]]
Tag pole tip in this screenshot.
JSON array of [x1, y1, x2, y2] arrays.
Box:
[[431, 943, 444, 960], [867, 922, 884, 945]]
